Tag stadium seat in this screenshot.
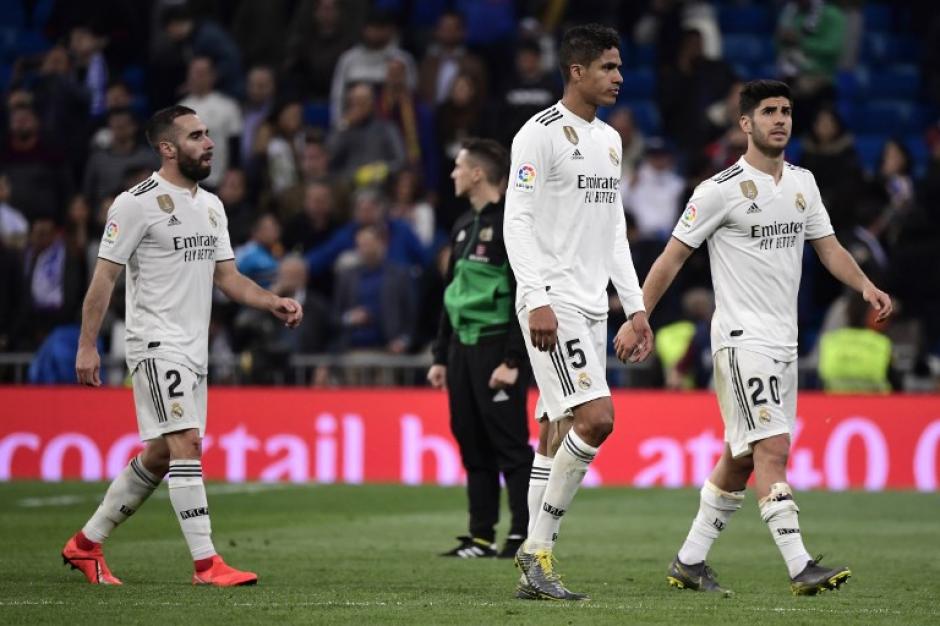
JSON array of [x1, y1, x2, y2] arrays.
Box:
[[122, 65, 146, 93], [718, 5, 774, 35], [634, 44, 656, 66], [855, 100, 918, 134], [14, 29, 48, 57], [904, 135, 929, 178], [854, 135, 886, 173], [619, 68, 655, 99], [620, 99, 660, 135], [862, 3, 893, 33], [869, 66, 921, 100], [863, 33, 921, 66], [722, 35, 774, 66], [303, 102, 331, 129]]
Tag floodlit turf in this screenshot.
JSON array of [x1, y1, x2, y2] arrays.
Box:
[[0, 482, 937, 625]]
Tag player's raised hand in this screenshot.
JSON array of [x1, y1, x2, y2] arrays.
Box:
[[863, 284, 893, 323], [528, 305, 558, 352], [271, 297, 304, 328], [75, 343, 101, 387]]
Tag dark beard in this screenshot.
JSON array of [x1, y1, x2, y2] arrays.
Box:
[[752, 129, 786, 158], [178, 151, 211, 182]]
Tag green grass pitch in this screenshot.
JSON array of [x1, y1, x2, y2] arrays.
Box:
[[0, 482, 937, 625]]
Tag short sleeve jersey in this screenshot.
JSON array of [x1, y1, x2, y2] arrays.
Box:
[[98, 172, 235, 375], [504, 102, 644, 319], [672, 157, 834, 362]]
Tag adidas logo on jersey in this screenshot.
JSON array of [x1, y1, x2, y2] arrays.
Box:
[[746, 203, 761, 214], [571, 148, 584, 160], [167, 215, 182, 226]]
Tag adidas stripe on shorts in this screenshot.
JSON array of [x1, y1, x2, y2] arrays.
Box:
[[518, 302, 610, 423], [713, 347, 797, 458], [131, 358, 207, 441]]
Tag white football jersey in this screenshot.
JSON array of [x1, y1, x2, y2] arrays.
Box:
[[98, 172, 235, 376], [505, 102, 644, 320], [672, 157, 834, 362]]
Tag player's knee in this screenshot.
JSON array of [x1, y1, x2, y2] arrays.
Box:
[[754, 435, 790, 468], [575, 412, 613, 446], [758, 482, 800, 521], [165, 428, 202, 460]]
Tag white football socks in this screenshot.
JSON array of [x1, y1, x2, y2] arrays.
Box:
[[83, 454, 160, 543], [527, 453, 553, 536], [525, 431, 597, 552], [760, 482, 812, 578], [677, 481, 745, 565], [167, 460, 216, 560]]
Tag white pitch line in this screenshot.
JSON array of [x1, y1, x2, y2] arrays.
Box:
[[17, 483, 291, 508]]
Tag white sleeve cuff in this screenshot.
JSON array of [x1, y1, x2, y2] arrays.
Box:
[[523, 288, 552, 311]]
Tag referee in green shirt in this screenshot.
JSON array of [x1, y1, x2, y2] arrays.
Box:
[[429, 138, 533, 558]]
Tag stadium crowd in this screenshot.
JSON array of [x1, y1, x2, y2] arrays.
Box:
[[0, 0, 938, 390]]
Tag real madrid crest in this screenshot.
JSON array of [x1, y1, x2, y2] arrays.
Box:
[[208, 208, 219, 228], [758, 407, 771, 424], [739, 180, 758, 200], [156, 194, 175, 213], [609, 147, 620, 166], [171, 402, 185, 419], [795, 192, 806, 212], [577, 372, 592, 390], [563, 125, 579, 145]]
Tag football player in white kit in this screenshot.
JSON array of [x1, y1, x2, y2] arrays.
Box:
[[615, 80, 893, 596], [62, 106, 303, 587], [505, 24, 654, 601]]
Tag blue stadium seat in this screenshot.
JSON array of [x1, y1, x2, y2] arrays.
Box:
[[722, 35, 774, 65], [634, 44, 656, 66], [0, 0, 25, 28], [854, 135, 886, 173], [620, 99, 660, 135], [619, 68, 655, 99], [869, 65, 921, 100], [718, 5, 773, 34], [863, 33, 921, 66], [122, 65, 146, 92], [862, 3, 892, 33], [904, 134, 929, 178], [14, 29, 48, 57], [855, 100, 918, 134], [303, 102, 331, 129]]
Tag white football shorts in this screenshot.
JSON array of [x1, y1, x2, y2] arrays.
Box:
[[713, 347, 797, 458], [131, 358, 206, 441], [519, 302, 609, 423]]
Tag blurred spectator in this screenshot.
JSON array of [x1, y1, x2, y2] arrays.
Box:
[[21, 218, 86, 349], [656, 287, 715, 390], [0, 105, 73, 222], [926, 12, 940, 107], [230, 0, 292, 68], [283, 181, 341, 254], [284, 0, 363, 101], [332, 225, 416, 354], [621, 138, 685, 241], [776, 0, 845, 130], [378, 57, 434, 177], [31, 46, 93, 177], [705, 124, 748, 171], [657, 28, 736, 157], [64, 194, 97, 282], [608, 107, 646, 181], [240, 66, 277, 167], [818, 292, 893, 393], [876, 138, 917, 246], [218, 169, 253, 245], [68, 25, 110, 117], [0, 173, 28, 250], [798, 107, 861, 231], [388, 168, 436, 249], [272, 132, 334, 218], [82, 108, 159, 209], [270, 254, 331, 353], [178, 56, 242, 188], [305, 187, 429, 282], [329, 10, 417, 127], [329, 83, 406, 188], [150, 4, 243, 108], [255, 99, 305, 196], [235, 213, 283, 289], [0, 237, 25, 351], [90, 82, 137, 150], [704, 81, 743, 144], [418, 11, 487, 105], [435, 72, 491, 230], [497, 38, 560, 145]]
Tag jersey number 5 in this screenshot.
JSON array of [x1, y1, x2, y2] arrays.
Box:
[[565, 339, 587, 369]]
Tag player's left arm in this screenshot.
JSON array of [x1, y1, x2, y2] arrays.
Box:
[[810, 235, 893, 322], [609, 197, 653, 362], [213, 259, 304, 328]]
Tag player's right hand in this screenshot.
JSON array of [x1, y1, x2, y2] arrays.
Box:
[[528, 305, 558, 352], [75, 344, 101, 387], [613, 322, 637, 363], [427, 364, 447, 389]]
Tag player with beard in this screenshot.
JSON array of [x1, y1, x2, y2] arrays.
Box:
[[614, 80, 893, 595], [62, 106, 303, 586]]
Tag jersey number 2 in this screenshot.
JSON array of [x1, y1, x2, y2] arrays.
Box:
[[165, 370, 184, 398]]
